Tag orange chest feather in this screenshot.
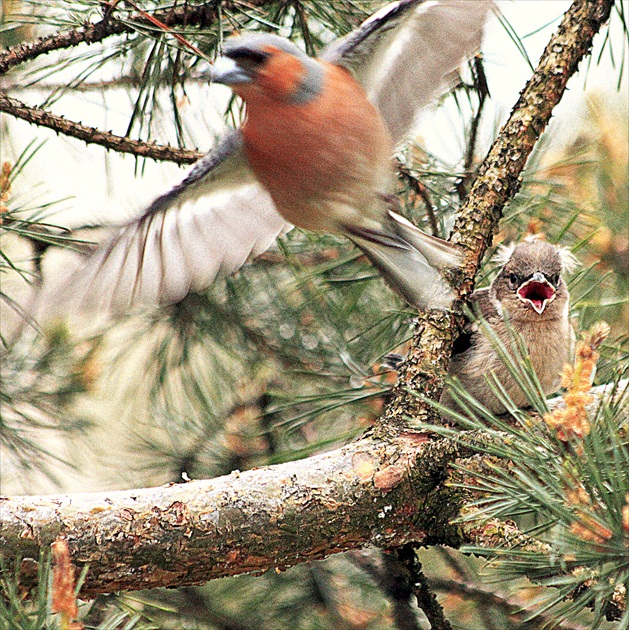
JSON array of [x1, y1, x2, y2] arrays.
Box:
[[241, 64, 393, 202]]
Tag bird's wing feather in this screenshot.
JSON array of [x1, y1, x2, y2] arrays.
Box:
[[323, 0, 493, 144], [342, 214, 460, 310], [145, 130, 252, 214], [34, 135, 290, 322]]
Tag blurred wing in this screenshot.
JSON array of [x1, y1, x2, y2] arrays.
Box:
[[144, 130, 251, 215], [34, 133, 290, 322], [323, 0, 492, 144]]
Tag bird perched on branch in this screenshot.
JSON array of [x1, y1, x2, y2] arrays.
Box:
[[33, 0, 492, 324], [441, 238, 577, 415]]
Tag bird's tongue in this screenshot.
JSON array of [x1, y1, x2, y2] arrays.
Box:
[[518, 281, 555, 313]]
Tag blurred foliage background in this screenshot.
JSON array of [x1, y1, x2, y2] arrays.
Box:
[[1, 0, 627, 628]]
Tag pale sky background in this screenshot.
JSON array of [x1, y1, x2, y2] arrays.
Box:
[[3, 1, 628, 229]]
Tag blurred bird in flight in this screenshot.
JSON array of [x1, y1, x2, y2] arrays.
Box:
[[33, 0, 492, 325]]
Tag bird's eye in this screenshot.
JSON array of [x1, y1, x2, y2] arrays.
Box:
[[508, 273, 519, 288], [227, 49, 270, 67], [549, 274, 560, 286]]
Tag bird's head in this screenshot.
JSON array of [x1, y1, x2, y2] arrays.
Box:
[[211, 34, 325, 104], [490, 238, 576, 322]]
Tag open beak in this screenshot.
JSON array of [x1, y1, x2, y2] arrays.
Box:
[[517, 272, 556, 314]]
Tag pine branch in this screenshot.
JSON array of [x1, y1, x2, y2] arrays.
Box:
[[1, 381, 620, 598], [0, 433, 466, 597], [0, 92, 203, 163], [0, 2, 272, 76], [397, 161, 440, 237], [395, 545, 452, 630]]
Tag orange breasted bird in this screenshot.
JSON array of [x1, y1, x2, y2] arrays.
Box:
[[34, 0, 492, 321]]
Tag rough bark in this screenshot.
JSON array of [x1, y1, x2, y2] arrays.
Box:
[[1, 433, 466, 597]]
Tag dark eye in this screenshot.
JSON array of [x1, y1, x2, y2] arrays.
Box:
[[227, 48, 270, 66], [508, 273, 519, 288], [549, 274, 560, 286]]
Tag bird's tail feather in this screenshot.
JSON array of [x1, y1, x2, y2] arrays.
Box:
[[388, 211, 464, 270], [344, 217, 462, 310]]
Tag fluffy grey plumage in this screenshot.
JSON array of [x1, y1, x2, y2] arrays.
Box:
[[441, 238, 576, 415]]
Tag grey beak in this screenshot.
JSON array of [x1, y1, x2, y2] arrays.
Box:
[[211, 56, 252, 85], [530, 271, 547, 283]]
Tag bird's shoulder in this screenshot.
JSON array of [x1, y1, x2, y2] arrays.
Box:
[[143, 129, 252, 218], [451, 288, 500, 356]]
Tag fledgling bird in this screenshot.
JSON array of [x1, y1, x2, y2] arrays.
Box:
[[440, 238, 577, 415], [31, 0, 492, 325]]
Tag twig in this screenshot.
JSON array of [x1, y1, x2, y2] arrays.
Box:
[[0, 2, 273, 76], [397, 161, 440, 236], [349, 550, 449, 630], [122, 0, 209, 61], [0, 92, 202, 163], [374, 552, 423, 630], [456, 55, 490, 202], [396, 544, 452, 630]]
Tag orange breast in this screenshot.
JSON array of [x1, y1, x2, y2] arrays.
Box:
[[241, 63, 393, 231]]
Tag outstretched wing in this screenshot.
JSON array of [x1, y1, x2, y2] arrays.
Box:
[[34, 133, 289, 321], [31, 0, 491, 327], [323, 0, 493, 144]]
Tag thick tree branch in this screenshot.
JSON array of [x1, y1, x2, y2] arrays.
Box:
[[1, 433, 467, 597], [0, 92, 203, 163], [1, 380, 619, 597]]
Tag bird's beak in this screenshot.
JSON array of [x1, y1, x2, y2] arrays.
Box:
[[211, 56, 252, 85], [516, 271, 556, 314]]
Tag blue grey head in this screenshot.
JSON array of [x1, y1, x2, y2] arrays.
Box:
[[211, 34, 325, 104]]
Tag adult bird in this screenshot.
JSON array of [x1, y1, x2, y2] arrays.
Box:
[[440, 237, 577, 415], [33, 0, 492, 324]]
